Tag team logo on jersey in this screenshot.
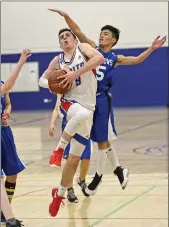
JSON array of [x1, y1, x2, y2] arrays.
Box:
[[104, 58, 114, 66], [69, 62, 85, 71]]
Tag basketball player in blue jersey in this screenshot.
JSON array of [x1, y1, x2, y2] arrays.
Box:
[[48, 8, 166, 196], [1, 84, 25, 223], [1, 49, 31, 227]]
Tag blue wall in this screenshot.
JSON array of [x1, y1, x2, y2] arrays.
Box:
[[1, 47, 168, 110]]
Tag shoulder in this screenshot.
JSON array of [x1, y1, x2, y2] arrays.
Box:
[[117, 54, 124, 60], [78, 43, 102, 55], [114, 54, 125, 67], [52, 55, 59, 62], [48, 55, 59, 68], [116, 55, 125, 63]]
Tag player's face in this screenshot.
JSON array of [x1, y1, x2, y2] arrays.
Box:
[[99, 29, 116, 47], [59, 31, 77, 50]]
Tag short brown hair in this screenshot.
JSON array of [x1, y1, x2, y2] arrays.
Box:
[[58, 28, 76, 39]]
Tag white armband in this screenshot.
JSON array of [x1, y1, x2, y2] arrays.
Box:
[[39, 73, 48, 89]]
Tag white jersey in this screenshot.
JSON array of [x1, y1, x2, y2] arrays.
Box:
[[58, 45, 97, 111]]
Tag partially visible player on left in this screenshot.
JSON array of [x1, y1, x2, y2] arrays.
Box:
[[1, 83, 25, 223], [1, 49, 31, 227]]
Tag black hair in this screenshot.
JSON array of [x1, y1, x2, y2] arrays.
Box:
[[58, 28, 76, 39], [101, 25, 120, 46]]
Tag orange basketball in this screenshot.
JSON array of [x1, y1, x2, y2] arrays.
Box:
[[48, 69, 70, 95]]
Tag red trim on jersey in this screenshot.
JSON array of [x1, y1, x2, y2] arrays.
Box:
[[92, 68, 96, 76], [78, 46, 88, 62], [61, 101, 73, 113], [62, 48, 76, 65]]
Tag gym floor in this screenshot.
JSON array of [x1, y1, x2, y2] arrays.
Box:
[[3, 107, 168, 227]]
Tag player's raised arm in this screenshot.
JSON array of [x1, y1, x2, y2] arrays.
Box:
[[39, 56, 59, 88], [1, 49, 31, 95], [115, 36, 166, 66], [48, 8, 96, 48]]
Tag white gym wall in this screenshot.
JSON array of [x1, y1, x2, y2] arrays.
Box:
[[1, 2, 168, 54]]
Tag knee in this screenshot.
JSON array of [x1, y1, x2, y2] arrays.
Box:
[[67, 154, 80, 167], [98, 141, 110, 150], [6, 174, 17, 183]]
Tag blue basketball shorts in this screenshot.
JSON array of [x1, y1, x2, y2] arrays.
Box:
[[90, 93, 117, 142], [1, 126, 25, 176]]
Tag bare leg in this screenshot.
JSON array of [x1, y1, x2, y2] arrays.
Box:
[[61, 154, 80, 188], [80, 159, 90, 181], [1, 178, 15, 220]]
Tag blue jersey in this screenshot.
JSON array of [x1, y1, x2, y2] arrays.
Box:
[[95, 46, 117, 93], [1, 81, 6, 116]]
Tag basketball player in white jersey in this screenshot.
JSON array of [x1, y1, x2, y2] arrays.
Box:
[[49, 93, 92, 203], [39, 28, 104, 216]]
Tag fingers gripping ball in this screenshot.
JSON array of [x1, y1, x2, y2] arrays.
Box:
[[48, 70, 70, 94]]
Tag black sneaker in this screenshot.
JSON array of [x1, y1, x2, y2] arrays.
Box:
[[1, 212, 6, 223], [76, 177, 87, 190], [63, 155, 68, 160], [67, 187, 79, 203], [6, 219, 24, 227], [114, 166, 129, 190], [82, 172, 102, 197]]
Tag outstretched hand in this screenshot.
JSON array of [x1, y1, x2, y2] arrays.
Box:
[[19, 49, 31, 64], [151, 36, 167, 50], [48, 8, 68, 17]]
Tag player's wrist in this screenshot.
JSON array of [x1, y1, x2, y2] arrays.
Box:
[[64, 13, 69, 18], [73, 70, 81, 78], [50, 123, 55, 128], [17, 60, 25, 67], [149, 46, 155, 52]]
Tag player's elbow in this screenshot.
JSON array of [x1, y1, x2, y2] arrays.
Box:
[[38, 77, 44, 88]]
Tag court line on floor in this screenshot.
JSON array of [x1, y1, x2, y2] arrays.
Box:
[[13, 117, 168, 168], [89, 185, 156, 227], [12, 116, 167, 136], [10, 117, 49, 126], [15, 184, 167, 188], [118, 118, 168, 136], [19, 217, 168, 220], [15, 194, 167, 197], [14, 187, 50, 199]]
